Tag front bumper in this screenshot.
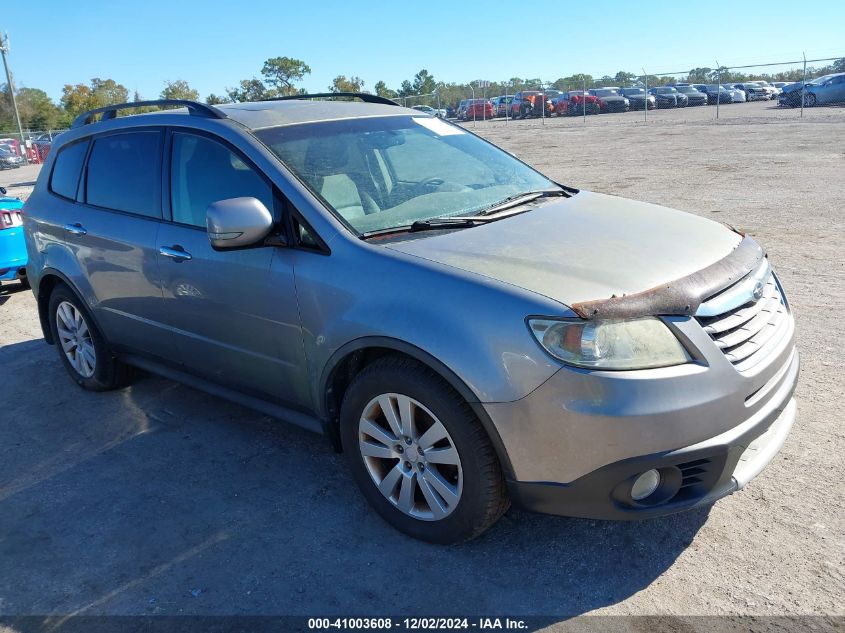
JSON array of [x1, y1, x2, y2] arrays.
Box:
[[484, 310, 798, 520], [508, 389, 797, 520]]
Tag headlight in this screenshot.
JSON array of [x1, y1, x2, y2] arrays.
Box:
[[528, 317, 691, 370]]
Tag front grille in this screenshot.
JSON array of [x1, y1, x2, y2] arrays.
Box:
[[696, 269, 791, 373]]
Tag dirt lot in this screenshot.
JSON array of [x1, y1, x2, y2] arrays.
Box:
[[0, 101, 843, 627]]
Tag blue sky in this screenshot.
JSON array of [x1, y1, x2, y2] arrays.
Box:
[[3, 0, 843, 102]]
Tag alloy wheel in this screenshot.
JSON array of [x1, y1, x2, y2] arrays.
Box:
[[358, 393, 463, 521], [56, 301, 96, 378]]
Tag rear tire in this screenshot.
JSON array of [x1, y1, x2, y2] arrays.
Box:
[[340, 355, 509, 544], [48, 284, 132, 391]]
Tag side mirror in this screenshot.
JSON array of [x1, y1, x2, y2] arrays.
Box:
[[206, 197, 274, 250]]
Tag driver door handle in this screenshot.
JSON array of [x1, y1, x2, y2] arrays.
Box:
[[159, 245, 192, 262]]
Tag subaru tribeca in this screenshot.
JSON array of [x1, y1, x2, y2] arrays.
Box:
[[24, 95, 798, 543]]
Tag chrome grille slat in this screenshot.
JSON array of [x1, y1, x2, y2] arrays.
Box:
[[721, 305, 787, 362], [695, 266, 791, 373], [702, 281, 778, 335], [713, 299, 780, 348]]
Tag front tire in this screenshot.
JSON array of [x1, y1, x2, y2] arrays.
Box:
[[340, 356, 509, 544], [48, 284, 132, 391]]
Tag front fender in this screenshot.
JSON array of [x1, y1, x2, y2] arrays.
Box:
[[293, 239, 566, 409]]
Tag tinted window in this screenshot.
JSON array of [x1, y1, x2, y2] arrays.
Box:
[[50, 139, 90, 200], [86, 132, 160, 217], [170, 133, 273, 228]]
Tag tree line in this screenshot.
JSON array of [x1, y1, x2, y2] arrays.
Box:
[[2, 56, 843, 132]]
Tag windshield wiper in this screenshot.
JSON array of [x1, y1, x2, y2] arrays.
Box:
[[361, 216, 496, 239], [475, 188, 569, 216], [410, 216, 493, 231]]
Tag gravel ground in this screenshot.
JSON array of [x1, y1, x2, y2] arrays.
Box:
[[0, 101, 842, 628]]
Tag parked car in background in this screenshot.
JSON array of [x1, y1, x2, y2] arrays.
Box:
[[695, 84, 733, 104], [0, 148, 24, 169], [511, 91, 553, 118], [463, 99, 494, 120], [723, 85, 746, 102], [412, 105, 446, 118], [801, 72, 845, 106], [732, 83, 768, 102], [492, 95, 514, 117], [648, 86, 688, 108], [619, 87, 656, 110], [674, 85, 708, 106], [0, 138, 21, 156], [589, 88, 629, 113], [555, 90, 601, 115], [24, 96, 800, 544], [772, 82, 789, 91], [777, 77, 829, 107], [751, 80, 778, 99], [456, 99, 469, 120], [543, 89, 563, 109], [0, 187, 27, 288]]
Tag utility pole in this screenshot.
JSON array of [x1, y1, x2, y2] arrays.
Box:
[[0, 31, 28, 164]]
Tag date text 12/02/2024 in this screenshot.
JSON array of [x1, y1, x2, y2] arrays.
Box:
[[307, 618, 528, 630]]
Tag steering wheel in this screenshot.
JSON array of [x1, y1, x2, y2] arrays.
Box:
[[417, 177, 473, 193], [419, 177, 446, 189]]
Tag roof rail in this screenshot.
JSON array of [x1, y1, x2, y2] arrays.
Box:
[[71, 99, 227, 129], [268, 92, 400, 107]]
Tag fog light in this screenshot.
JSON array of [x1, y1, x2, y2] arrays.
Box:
[[631, 469, 661, 501]]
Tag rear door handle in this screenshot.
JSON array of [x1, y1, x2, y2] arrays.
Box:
[[159, 245, 192, 262], [64, 223, 87, 236]]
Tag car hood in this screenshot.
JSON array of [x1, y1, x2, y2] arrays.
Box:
[[387, 191, 742, 309], [598, 95, 626, 101]]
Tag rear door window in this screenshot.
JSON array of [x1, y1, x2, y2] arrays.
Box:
[[49, 139, 90, 200], [85, 131, 161, 218]]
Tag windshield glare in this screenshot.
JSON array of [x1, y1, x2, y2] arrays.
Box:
[[255, 116, 556, 235]]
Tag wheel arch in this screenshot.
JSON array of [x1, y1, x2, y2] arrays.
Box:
[[36, 269, 105, 346], [319, 336, 515, 479]]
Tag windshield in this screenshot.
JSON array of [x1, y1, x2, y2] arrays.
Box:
[[654, 87, 677, 94], [676, 86, 697, 93], [255, 116, 557, 235], [591, 89, 618, 97], [621, 88, 644, 95]]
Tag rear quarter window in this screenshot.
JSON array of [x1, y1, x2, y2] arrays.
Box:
[[49, 139, 90, 200]]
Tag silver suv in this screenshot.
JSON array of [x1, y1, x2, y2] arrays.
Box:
[[24, 96, 799, 543]]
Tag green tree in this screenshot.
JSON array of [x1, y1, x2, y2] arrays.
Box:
[[261, 56, 311, 96], [60, 77, 129, 119], [0, 86, 61, 130], [412, 69, 436, 95], [160, 79, 199, 101], [374, 80, 397, 99], [329, 75, 365, 93], [205, 93, 230, 105], [613, 71, 638, 87], [553, 74, 594, 90], [226, 78, 272, 102]]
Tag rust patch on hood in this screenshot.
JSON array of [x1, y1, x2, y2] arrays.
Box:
[[571, 235, 765, 319]]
